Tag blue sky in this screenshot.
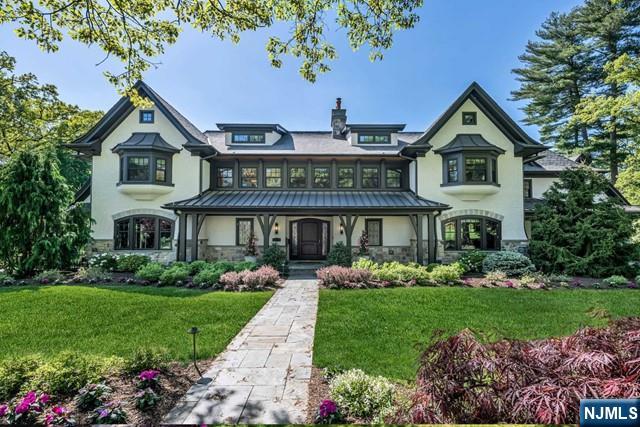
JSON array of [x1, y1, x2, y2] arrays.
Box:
[[1, 0, 583, 137]]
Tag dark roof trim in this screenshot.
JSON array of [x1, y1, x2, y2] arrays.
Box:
[[111, 132, 181, 154], [347, 124, 406, 132], [216, 123, 288, 135], [67, 81, 216, 157], [75, 179, 91, 203], [434, 133, 506, 155], [406, 82, 546, 157]]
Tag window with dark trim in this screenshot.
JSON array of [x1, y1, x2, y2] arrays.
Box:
[[289, 167, 307, 188], [447, 158, 458, 183], [114, 216, 173, 250], [240, 167, 258, 188], [265, 167, 282, 188], [337, 167, 354, 188], [127, 157, 150, 181], [361, 167, 379, 188], [358, 134, 390, 144], [119, 153, 173, 185], [236, 218, 254, 246], [385, 168, 402, 188], [155, 158, 167, 183], [523, 179, 533, 198], [462, 112, 477, 125], [139, 110, 154, 123], [313, 167, 330, 188], [442, 154, 498, 185], [465, 158, 487, 182], [365, 219, 383, 246], [442, 217, 500, 251], [232, 133, 265, 143], [217, 167, 234, 188]]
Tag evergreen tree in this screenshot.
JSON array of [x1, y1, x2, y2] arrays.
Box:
[[512, 11, 594, 150], [529, 167, 638, 277], [0, 150, 92, 276]]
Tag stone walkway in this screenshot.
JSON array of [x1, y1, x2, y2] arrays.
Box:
[[163, 279, 318, 424]]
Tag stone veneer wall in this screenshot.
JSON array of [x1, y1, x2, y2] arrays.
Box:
[[89, 239, 177, 263], [439, 240, 529, 263]]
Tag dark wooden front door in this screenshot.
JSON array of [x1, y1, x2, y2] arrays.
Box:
[[290, 219, 329, 260]]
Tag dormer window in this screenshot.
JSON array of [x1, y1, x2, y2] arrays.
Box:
[[435, 134, 504, 186], [112, 133, 179, 186], [139, 110, 154, 123], [462, 112, 477, 125], [232, 133, 265, 144], [358, 133, 390, 144]]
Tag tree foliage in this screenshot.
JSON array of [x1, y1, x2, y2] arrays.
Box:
[[529, 167, 638, 277], [0, 150, 92, 276], [513, 0, 640, 182], [0, 0, 423, 97]]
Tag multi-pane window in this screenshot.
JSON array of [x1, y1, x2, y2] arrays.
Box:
[[139, 110, 154, 123], [464, 158, 487, 182], [386, 168, 402, 188], [217, 167, 234, 188], [491, 158, 497, 183], [240, 167, 258, 188], [361, 167, 379, 188], [365, 219, 382, 246], [313, 167, 330, 188], [358, 134, 390, 144], [442, 217, 500, 251], [265, 167, 282, 188], [155, 159, 167, 183], [114, 216, 173, 250], [337, 167, 354, 188], [462, 112, 477, 125], [447, 159, 458, 183], [127, 157, 150, 181], [236, 218, 254, 245], [289, 167, 307, 188], [523, 179, 532, 198], [232, 133, 265, 143]]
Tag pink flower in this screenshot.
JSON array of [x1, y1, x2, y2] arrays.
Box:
[[45, 414, 54, 425], [319, 399, 338, 418], [39, 393, 50, 404], [139, 369, 160, 381], [15, 402, 30, 414], [23, 391, 37, 404], [0, 405, 7, 417], [53, 406, 66, 415]]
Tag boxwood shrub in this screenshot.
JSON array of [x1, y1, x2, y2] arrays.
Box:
[[159, 265, 189, 287], [193, 268, 223, 289], [482, 251, 535, 277], [134, 262, 165, 282]]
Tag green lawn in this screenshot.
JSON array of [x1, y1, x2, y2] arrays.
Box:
[[0, 285, 272, 361], [314, 287, 640, 381]]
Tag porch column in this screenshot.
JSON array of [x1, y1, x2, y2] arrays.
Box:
[[190, 213, 199, 261], [412, 213, 424, 265], [339, 214, 359, 254], [177, 212, 187, 261], [427, 213, 436, 264], [257, 213, 277, 250]]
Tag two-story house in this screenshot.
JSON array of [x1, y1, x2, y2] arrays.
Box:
[[69, 81, 623, 265]]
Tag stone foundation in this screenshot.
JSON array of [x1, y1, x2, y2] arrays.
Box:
[[89, 239, 177, 263], [439, 240, 530, 264]]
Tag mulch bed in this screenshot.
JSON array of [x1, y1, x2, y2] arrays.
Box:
[[306, 367, 330, 423]]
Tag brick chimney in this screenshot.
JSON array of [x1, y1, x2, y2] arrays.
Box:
[[331, 97, 347, 139]]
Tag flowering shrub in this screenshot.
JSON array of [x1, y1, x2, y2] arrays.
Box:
[[3, 391, 49, 425], [329, 369, 396, 421], [90, 401, 127, 424], [457, 250, 488, 273], [88, 253, 119, 271], [44, 406, 75, 426], [399, 317, 640, 425], [316, 399, 342, 424], [316, 266, 374, 289], [115, 254, 151, 272], [75, 383, 112, 410], [482, 251, 535, 277], [34, 269, 64, 284], [219, 266, 280, 291], [137, 370, 160, 389], [134, 388, 160, 410], [134, 262, 165, 282], [603, 275, 629, 288]]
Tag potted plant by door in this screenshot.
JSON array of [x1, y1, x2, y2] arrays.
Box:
[[358, 230, 370, 261], [244, 232, 258, 262]]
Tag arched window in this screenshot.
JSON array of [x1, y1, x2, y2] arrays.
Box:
[[442, 216, 501, 251], [114, 216, 174, 250]]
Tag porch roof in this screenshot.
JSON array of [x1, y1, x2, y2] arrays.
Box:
[[163, 190, 449, 213]]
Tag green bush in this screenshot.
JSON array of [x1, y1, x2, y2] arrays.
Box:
[[329, 369, 396, 421], [0, 355, 43, 401], [34, 269, 64, 284], [374, 261, 431, 286], [73, 266, 112, 282], [261, 246, 287, 269], [188, 260, 210, 276], [430, 263, 464, 284], [123, 347, 169, 375], [211, 261, 236, 273], [327, 242, 352, 267], [116, 254, 150, 272], [482, 251, 535, 277], [233, 261, 257, 272], [134, 262, 165, 282], [602, 275, 629, 287], [159, 266, 189, 287], [0, 271, 14, 285], [88, 253, 119, 272], [193, 268, 223, 288], [23, 351, 114, 395], [457, 250, 488, 273]]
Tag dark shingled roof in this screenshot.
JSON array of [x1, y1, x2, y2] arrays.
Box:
[[434, 134, 506, 154], [524, 150, 579, 173], [524, 197, 544, 213], [164, 190, 449, 212], [204, 131, 423, 156], [112, 132, 180, 153]]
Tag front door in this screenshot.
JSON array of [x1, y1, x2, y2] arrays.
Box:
[[290, 219, 330, 260]]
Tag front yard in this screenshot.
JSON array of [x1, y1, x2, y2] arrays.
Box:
[[0, 284, 272, 361], [313, 287, 640, 381]]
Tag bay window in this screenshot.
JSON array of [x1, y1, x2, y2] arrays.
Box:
[[442, 217, 501, 251]]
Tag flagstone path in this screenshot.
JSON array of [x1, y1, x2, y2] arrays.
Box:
[[163, 279, 318, 424]]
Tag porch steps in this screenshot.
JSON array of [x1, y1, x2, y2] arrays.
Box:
[[287, 261, 325, 279]]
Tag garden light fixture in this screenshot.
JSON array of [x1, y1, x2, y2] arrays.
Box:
[[187, 326, 212, 385]]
